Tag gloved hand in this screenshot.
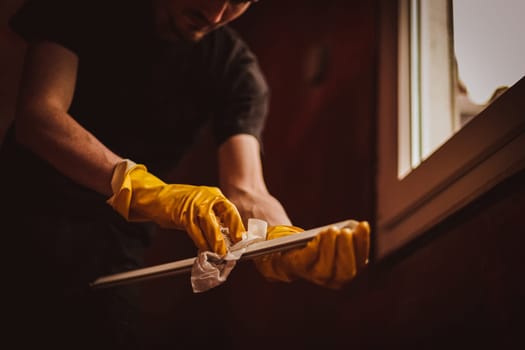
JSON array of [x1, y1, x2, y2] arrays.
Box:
[[254, 222, 370, 289], [107, 159, 245, 256]]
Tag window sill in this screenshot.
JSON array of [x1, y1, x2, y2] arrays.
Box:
[[376, 76, 525, 259]]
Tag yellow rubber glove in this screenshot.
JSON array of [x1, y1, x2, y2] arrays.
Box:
[[107, 160, 245, 256], [254, 222, 370, 289]]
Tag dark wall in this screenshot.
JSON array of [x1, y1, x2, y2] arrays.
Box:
[[231, 0, 378, 228]]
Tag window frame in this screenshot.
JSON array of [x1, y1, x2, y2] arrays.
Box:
[[375, 0, 525, 259]]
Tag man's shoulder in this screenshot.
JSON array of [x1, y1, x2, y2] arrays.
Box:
[[215, 25, 245, 42], [202, 25, 250, 52]]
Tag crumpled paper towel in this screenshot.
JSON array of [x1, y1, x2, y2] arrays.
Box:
[[191, 218, 267, 293]]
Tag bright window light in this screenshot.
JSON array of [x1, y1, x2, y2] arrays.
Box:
[[453, 0, 525, 105]]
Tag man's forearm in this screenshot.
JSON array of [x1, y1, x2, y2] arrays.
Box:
[[15, 106, 121, 197], [218, 134, 292, 227]]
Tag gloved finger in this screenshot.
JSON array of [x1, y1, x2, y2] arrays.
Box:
[[280, 226, 336, 286], [197, 199, 228, 256], [276, 238, 319, 281], [280, 227, 326, 270], [352, 221, 371, 271], [256, 255, 295, 283], [186, 214, 213, 253], [267, 225, 304, 240], [283, 225, 338, 271], [329, 227, 357, 289], [212, 198, 246, 244], [307, 226, 340, 286], [253, 226, 305, 283], [186, 225, 211, 253], [173, 189, 214, 252]]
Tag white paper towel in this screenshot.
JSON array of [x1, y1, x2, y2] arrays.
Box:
[[190, 218, 268, 293]]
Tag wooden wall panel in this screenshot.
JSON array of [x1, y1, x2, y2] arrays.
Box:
[[232, 0, 378, 228]]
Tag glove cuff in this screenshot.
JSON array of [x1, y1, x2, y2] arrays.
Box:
[[109, 159, 138, 195], [106, 159, 147, 219], [254, 253, 296, 283]]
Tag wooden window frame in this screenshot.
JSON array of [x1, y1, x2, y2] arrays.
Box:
[[375, 0, 525, 259]]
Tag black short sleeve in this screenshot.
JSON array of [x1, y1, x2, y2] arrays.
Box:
[[209, 27, 269, 147], [9, 0, 82, 55]]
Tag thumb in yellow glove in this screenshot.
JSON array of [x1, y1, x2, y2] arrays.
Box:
[[107, 159, 245, 256], [254, 222, 370, 289]]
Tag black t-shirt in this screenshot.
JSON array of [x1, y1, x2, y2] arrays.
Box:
[[3, 0, 268, 213]]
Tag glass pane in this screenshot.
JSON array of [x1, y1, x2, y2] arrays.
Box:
[[418, 0, 454, 161], [399, 0, 525, 178], [452, 0, 525, 127]]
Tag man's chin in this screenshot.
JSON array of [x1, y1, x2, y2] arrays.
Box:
[[166, 19, 206, 43], [183, 30, 207, 42], [171, 26, 208, 43]]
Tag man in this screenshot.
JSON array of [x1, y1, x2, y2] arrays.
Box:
[[2, 0, 369, 348]]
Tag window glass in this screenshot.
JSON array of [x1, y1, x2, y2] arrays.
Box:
[[453, 0, 525, 126], [399, 0, 525, 177]]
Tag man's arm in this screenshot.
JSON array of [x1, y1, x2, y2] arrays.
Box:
[[218, 134, 291, 226], [15, 41, 121, 196], [14, 40, 246, 254]]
